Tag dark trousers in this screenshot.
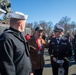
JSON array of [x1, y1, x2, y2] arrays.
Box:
[[74, 50, 76, 62], [51, 58, 69, 75], [34, 69, 43, 75]]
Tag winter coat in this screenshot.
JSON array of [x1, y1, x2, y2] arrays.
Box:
[[0, 27, 32, 75]]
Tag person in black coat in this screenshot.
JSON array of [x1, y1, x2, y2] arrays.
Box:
[[0, 12, 33, 75], [48, 24, 72, 75], [72, 34, 76, 62]]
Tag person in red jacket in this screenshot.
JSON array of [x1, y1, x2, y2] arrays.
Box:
[[25, 33, 31, 41]]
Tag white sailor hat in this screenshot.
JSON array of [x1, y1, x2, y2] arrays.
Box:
[[54, 24, 64, 32], [9, 12, 28, 20]]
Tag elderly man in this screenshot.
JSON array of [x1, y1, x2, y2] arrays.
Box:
[[0, 12, 33, 75], [28, 26, 48, 75], [48, 24, 72, 75]]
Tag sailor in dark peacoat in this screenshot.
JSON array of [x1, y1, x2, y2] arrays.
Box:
[[0, 27, 32, 75]]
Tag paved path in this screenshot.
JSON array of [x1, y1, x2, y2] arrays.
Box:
[[43, 49, 76, 75]]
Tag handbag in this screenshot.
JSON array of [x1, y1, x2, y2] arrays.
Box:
[[58, 67, 65, 75]]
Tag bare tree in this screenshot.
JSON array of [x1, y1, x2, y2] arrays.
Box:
[[26, 21, 53, 36], [70, 21, 76, 34], [39, 21, 53, 35], [58, 16, 71, 33], [33, 22, 39, 29]]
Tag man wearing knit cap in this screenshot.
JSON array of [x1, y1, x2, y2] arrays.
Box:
[[48, 24, 72, 75], [0, 12, 33, 75]]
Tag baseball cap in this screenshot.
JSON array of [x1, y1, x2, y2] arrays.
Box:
[[35, 26, 43, 31]]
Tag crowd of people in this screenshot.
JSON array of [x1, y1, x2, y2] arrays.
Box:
[[0, 11, 75, 75]]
